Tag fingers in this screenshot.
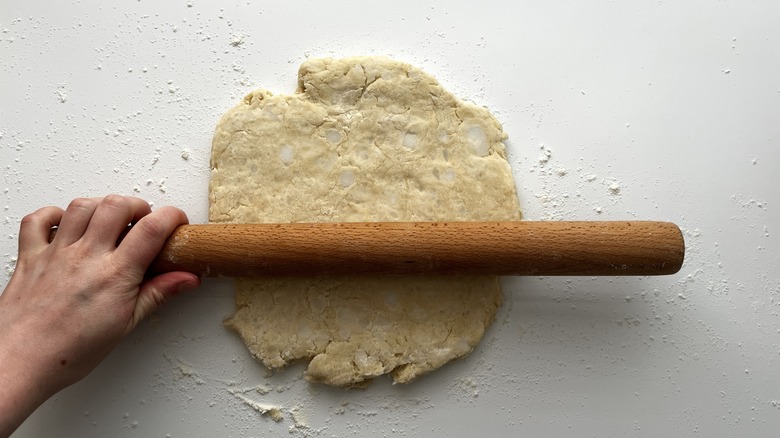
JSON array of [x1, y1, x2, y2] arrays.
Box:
[[52, 197, 101, 246], [127, 272, 200, 333], [113, 206, 190, 274], [82, 195, 152, 249], [18, 206, 64, 258]]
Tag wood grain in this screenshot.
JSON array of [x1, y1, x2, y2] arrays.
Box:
[[140, 221, 684, 277]]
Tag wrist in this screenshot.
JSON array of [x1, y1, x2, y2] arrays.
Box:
[[0, 317, 62, 436]]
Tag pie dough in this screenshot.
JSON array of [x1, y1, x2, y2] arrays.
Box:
[[210, 57, 521, 386]]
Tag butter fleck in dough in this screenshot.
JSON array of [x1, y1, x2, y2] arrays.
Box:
[[211, 57, 521, 387]]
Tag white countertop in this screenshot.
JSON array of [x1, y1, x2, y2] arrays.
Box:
[[2, 1, 778, 436]]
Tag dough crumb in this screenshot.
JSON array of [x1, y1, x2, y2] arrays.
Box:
[[255, 384, 271, 395]]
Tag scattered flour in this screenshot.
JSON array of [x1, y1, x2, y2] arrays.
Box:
[[449, 376, 480, 399], [167, 79, 179, 94], [232, 393, 284, 422], [730, 194, 766, 209], [54, 84, 68, 103], [229, 33, 244, 47], [4, 255, 16, 277], [538, 144, 552, 165], [289, 406, 308, 432]]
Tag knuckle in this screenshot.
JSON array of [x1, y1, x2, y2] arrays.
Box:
[[160, 206, 188, 224], [68, 197, 96, 211], [137, 216, 167, 240], [20, 212, 40, 227], [72, 242, 94, 261], [103, 258, 125, 278], [19, 206, 59, 228], [101, 194, 126, 209]]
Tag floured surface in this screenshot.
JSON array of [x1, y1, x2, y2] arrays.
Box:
[[7, 2, 780, 436], [211, 57, 521, 386]]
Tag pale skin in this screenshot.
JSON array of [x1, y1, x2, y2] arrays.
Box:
[[0, 195, 201, 437]]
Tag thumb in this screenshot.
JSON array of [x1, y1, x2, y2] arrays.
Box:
[[128, 272, 200, 332]]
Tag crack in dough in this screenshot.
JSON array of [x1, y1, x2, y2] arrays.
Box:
[[211, 57, 521, 386]]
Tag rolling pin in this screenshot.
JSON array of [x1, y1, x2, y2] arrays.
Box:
[[131, 221, 683, 277]]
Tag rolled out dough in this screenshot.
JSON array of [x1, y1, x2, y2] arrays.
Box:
[[211, 57, 521, 386]]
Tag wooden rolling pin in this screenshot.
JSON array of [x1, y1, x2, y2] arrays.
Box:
[[135, 221, 683, 277]]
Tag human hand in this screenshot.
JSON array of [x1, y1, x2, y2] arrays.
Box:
[[0, 195, 201, 436]]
